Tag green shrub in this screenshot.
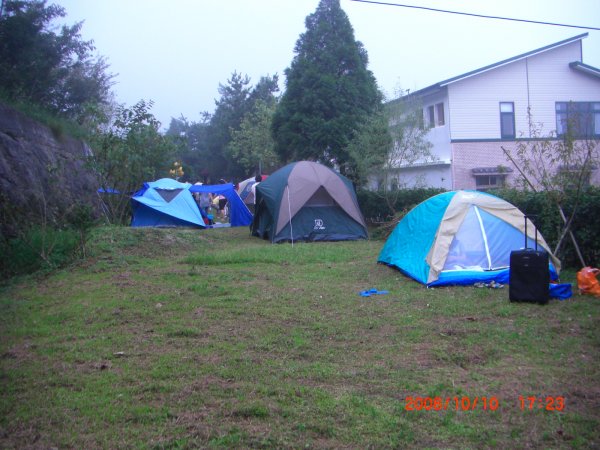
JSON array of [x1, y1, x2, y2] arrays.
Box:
[[359, 186, 600, 269], [0, 95, 88, 141], [0, 226, 81, 280], [357, 187, 445, 223], [495, 187, 600, 268]]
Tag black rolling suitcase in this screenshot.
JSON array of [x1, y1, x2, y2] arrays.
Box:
[[509, 216, 549, 304]]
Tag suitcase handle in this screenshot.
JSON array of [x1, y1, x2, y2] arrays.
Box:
[[523, 214, 538, 251]]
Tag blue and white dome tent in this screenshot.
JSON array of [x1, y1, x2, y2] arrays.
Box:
[[378, 190, 560, 286]]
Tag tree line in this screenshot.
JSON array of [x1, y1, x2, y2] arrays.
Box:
[[1, 0, 433, 223], [2, 0, 597, 276]]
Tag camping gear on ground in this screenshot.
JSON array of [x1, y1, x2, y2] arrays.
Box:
[[131, 179, 252, 228], [577, 267, 600, 297], [378, 190, 560, 287], [251, 161, 368, 243], [359, 288, 389, 297], [550, 283, 573, 300], [131, 178, 208, 228], [509, 216, 550, 304]]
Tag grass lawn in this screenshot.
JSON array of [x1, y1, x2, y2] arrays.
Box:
[[1, 226, 599, 449]]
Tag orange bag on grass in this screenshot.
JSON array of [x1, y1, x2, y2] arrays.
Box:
[[577, 267, 600, 297]]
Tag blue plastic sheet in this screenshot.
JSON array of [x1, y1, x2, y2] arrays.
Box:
[[550, 283, 572, 300], [359, 288, 389, 297]]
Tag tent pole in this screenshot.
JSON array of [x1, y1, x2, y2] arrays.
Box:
[[474, 206, 492, 269], [287, 186, 293, 247]]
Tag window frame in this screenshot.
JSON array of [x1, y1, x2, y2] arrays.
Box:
[[436, 102, 445, 126], [424, 102, 445, 128], [499, 102, 515, 139], [474, 174, 507, 191], [427, 105, 435, 128], [556, 101, 600, 138]]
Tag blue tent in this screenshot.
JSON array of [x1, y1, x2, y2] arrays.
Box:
[[131, 178, 206, 228], [131, 179, 252, 228], [189, 183, 253, 227], [378, 190, 561, 286]]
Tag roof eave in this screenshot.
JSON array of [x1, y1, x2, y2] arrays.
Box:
[[569, 61, 600, 79]]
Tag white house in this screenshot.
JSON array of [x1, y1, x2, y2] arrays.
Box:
[[381, 33, 600, 191]]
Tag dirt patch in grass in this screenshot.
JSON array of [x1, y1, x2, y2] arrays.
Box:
[[2, 341, 35, 362]]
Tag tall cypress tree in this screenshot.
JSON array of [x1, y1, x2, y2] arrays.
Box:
[[272, 0, 381, 171]]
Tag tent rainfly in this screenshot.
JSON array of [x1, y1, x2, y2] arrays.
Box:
[[251, 161, 368, 243], [189, 183, 252, 226]]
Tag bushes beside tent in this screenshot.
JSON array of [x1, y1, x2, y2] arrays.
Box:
[[356, 187, 446, 223], [359, 186, 600, 268], [493, 187, 600, 269]]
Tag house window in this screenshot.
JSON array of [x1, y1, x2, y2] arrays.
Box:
[[474, 175, 506, 190], [427, 105, 435, 127], [436, 103, 445, 126], [500, 102, 515, 139], [556, 102, 600, 138], [472, 166, 513, 191], [425, 103, 445, 128]]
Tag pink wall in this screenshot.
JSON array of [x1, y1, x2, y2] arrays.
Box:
[[452, 141, 599, 190]]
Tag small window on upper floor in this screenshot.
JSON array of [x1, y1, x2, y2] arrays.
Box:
[[500, 102, 515, 139], [436, 102, 445, 126], [424, 103, 445, 128], [427, 105, 435, 128]]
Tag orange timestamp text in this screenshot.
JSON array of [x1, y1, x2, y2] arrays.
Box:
[[405, 396, 499, 411], [518, 395, 565, 411], [405, 395, 566, 412]]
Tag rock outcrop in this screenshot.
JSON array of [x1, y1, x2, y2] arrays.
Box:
[[0, 102, 101, 237]]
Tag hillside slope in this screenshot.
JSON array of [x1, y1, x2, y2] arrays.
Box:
[[0, 102, 100, 236]]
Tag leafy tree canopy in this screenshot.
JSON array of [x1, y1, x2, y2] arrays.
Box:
[[0, 0, 114, 121], [88, 100, 177, 224], [168, 73, 279, 182], [228, 99, 281, 176], [346, 91, 435, 212], [272, 0, 381, 171]]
